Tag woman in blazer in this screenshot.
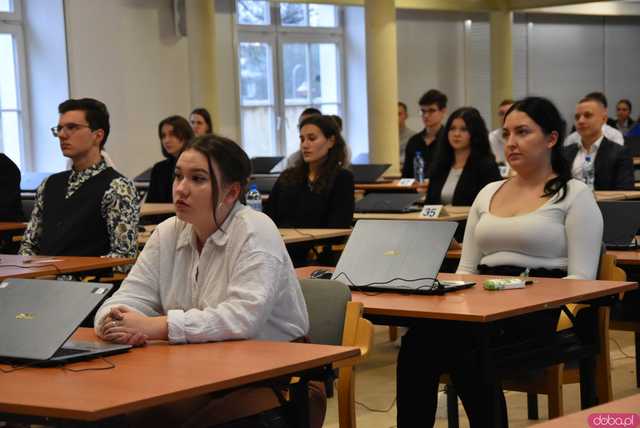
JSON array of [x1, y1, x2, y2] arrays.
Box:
[[426, 106, 502, 206], [146, 115, 194, 203], [426, 107, 501, 242]]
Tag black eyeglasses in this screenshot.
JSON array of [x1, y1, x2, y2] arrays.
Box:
[[50, 123, 92, 137]]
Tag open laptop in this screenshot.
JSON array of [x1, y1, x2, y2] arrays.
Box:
[[0, 278, 131, 365], [251, 156, 284, 174], [350, 164, 391, 184], [598, 201, 640, 250], [250, 174, 279, 194], [332, 220, 475, 294], [355, 193, 422, 213]]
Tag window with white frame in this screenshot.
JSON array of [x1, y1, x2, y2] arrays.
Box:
[[0, 0, 30, 169], [236, 0, 344, 158]]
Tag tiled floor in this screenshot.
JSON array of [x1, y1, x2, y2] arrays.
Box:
[[323, 326, 638, 428]]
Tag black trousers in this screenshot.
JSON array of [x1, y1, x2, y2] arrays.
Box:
[[397, 265, 565, 428]]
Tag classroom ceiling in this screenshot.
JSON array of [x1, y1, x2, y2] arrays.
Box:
[[277, 0, 640, 15]]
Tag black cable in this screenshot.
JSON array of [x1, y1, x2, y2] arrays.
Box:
[[62, 357, 116, 372], [0, 263, 62, 275], [332, 271, 443, 295], [1, 356, 116, 373], [293, 228, 317, 240], [610, 337, 635, 359]]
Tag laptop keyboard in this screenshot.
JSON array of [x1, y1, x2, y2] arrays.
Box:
[[52, 347, 88, 358]]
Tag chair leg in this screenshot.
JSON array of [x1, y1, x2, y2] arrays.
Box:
[[446, 383, 459, 428], [337, 366, 356, 428], [595, 307, 613, 404], [579, 356, 598, 409], [388, 326, 398, 342], [526, 393, 539, 420], [547, 364, 564, 419]]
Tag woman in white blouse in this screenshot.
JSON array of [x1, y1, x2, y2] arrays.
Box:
[[397, 97, 603, 428], [95, 135, 317, 427]]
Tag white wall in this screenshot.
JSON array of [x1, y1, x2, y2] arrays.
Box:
[[513, 13, 640, 128], [23, 0, 69, 172], [396, 10, 492, 133], [396, 10, 640, 137], [64, 0, 191, 178]]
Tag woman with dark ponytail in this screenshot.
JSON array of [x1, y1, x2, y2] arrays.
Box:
[[397, 97, 603, 427]]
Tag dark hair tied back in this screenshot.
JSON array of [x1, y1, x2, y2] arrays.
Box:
[[182, 134, 252, 230], [504, 97, 571, 202]]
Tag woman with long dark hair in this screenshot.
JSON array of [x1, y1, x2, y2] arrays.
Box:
[[265, 115, 354, 265], [265, 115, 354, 229], [190, 107, 213, 136], [397, 97, 603, 427], [146, 115, 194, 203], [426, 106, 501, 206]]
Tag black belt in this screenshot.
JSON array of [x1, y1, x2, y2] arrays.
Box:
[[477, 264, 567, 279]]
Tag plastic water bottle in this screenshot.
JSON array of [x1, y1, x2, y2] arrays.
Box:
[[413, 151, 425, 183], [583, 155, 595, 190], [246, 184, 262, 212]]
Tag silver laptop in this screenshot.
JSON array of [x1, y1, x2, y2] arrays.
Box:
[[598, 201, 640, 250], [0, 278, 131, 364], [332, 220, 474, 294]]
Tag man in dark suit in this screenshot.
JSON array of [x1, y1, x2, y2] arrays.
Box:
[[0, 153, 24, 221], [563, 95, 634, 190]]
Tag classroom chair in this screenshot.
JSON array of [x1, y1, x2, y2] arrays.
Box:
[[443, 253, 622, 426], [299, 279, 374, 428]]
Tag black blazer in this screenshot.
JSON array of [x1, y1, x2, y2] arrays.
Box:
[[563, 137, 635, 191], [0, 154, 24, 221], [426, 156, 502, 206], [265, 168, 354, 229], [401, 127, 445, 179], [146, 157, 176, 203]]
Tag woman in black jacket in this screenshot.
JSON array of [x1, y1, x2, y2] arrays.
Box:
[[426, 107, 501, 243], [265, 115, 354, 265], [146, 115, 194, 203], [427, 107, 501, 206]]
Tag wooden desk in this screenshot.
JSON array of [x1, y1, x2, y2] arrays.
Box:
[[595, 191, 629, 201], [296, 266, 636, 422], [354, 206, 469, 222], [0, 222, 27, 232], [0, 328, 359, 423], [354, 179, 429, 193], [622, 190, 640, 199], [447, 247, 640, 267], [279, 228, 352, 244], [533, 393, 639, 427], [138, 226, 352, 247], [0, 255, 135, 280], [296, 267, 636, 322], [595, 190, 640, 201], [140, 203, 175, 217]]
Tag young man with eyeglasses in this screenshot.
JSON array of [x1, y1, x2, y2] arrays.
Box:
[[401, 89, 448, 179], [19, 98, 139, 261]]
